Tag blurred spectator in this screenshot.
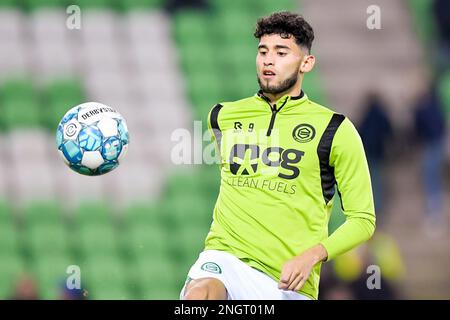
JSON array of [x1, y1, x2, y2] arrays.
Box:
[[348, 273, 398, 300], [320, 233, 404, 300], [58, 280, 86, 300], [59, 287, 86, 300], [358, 93, 393, 222], [319, 247, 361, 300], [319, 268, 355, 300], [432, 0, 450, 71], [349, 233, 404, 300], [10, 274, 40, 300], [413, 82, 447, 236]]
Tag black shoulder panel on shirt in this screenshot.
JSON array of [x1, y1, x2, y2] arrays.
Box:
[[317, 113, 346, 204], [210, 103, 224, 151]]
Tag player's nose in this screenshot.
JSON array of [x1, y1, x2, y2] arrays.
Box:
[[262, 52, 275, 66]]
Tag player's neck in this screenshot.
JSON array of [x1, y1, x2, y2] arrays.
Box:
[[263, 81, 303, 104]]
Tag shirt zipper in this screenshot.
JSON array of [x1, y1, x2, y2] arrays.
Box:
[[264, 97, 289, 136]]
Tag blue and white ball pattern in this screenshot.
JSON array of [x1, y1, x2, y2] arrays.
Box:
[[56, 102, 129, 176]]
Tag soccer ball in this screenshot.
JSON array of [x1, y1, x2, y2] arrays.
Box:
[[56, 102, 129, 176]]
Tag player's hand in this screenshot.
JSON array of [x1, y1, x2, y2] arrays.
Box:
[[278, 244, 328, 292]]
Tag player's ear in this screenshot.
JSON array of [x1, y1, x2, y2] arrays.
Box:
[[300, 54, 315, 73]]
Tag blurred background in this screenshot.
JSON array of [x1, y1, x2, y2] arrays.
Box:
[[0, 0, 449, 300]]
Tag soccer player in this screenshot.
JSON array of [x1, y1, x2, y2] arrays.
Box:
[[180, 11, 376, 300]]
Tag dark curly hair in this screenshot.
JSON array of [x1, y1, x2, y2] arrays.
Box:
[[254, 11, 314, 53]]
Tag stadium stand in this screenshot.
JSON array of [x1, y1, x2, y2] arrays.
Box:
[[0, 0, 448, 300]]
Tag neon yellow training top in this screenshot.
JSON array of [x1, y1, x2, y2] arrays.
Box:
[[203, 90, 376, 300]]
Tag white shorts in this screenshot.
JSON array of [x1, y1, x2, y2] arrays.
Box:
[[180, 250, 311, 300]]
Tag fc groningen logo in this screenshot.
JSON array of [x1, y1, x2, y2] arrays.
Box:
[[292, 124, 316, 143], [201, 262, 222, 274]]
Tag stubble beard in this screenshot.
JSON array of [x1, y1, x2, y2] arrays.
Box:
[[257, 70, 299, 95]]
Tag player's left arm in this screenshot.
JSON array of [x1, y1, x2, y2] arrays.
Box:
[[279, 117, 376, 292]]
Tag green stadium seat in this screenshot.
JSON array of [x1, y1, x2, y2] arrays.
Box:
[[2, 98, 42, 129], [186, 72, 223, 111], [76, 223, 119, 257], [173, 11, 213, 45], [167, 167, 220, 203], [26, 222, 70, 256], [209, 0, 260, 12], [164, 194, 211, 227], [0, 223, 20, 255], [163, 170, 202, 197], [228, 42, 258, 67], [80, 255, 129, 299], [0, 200, 13, 224], [198, 166, 220, 199], [44, 79, 85, 131], [179, 42, 217, 75], [214, 10, 259, 43], [162, 169, 216, 227], [23, 200, 63, 225], [408, 0, 437, 44], [45, 78, 85, 103], [125, 201, 163, 227], [0, 253, 25, 299], [48, 98, 81, 131], [0, 0, 17, 8], [2, 78, 36, 101], [233, 72, 259, 100], [258, 0, 295, 12], [214, 51, 256, 95], [170, 224, 209, 263], [118, 0, 164, 11], [190, 93, 222, 122], [132, 255, 179, 298], [185, 65, 223, 89], [24, 0, 66, 11], [124, 222, 170, 259], [72, 0, 114, 10], [140, 286, 180, 300], [438, 71, 450, 117], [88, 284, 134, 300], [301, 68, 328, 106], [1, 78, 41, 129], [74, 201, 112, 225]]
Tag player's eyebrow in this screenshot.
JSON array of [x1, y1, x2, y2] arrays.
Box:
[[258, 44, 291, 50], [274, 45, 291, 50]]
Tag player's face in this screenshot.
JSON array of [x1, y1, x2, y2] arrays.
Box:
[[256, 34, 308, 95]]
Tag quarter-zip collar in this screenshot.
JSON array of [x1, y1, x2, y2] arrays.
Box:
[[256, 89, 307, 112], [254, 90, 307, 136]]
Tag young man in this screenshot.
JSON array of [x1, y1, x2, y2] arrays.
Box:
[[180, 11, 376, 300]]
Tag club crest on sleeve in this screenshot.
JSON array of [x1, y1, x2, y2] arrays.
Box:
[[201, 262, 222, 274]]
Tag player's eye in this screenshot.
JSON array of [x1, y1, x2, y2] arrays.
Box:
[[277, 52, 287, 56], [259, 50, 267, 55]]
